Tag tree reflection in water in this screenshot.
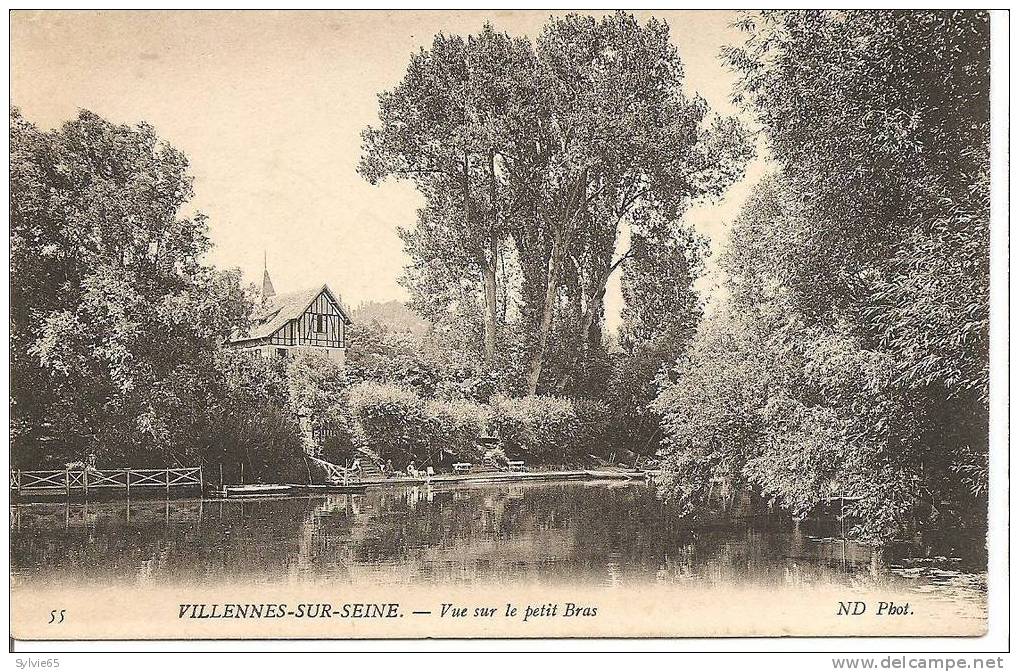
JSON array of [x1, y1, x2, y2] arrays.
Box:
[[9, 481, 985, 602]]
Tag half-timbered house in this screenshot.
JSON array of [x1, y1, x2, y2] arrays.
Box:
[[229, 269, 353, 364]]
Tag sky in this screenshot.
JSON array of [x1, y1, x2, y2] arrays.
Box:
[[10, 10, 766, 327]]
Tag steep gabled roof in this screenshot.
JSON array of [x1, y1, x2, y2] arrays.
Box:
[[230, 284, 352, 345]]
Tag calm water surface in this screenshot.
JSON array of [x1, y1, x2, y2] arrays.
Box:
[[9, 480, 986, 604]]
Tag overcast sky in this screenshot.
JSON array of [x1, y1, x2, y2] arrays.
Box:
[[11, 10, 766, 326]]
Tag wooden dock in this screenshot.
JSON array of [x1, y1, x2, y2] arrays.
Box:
[[191, 469, 645, 500], [11, 467, 202, 499], [208, 483, 368, 499], [11, 466, 644, 502], [360, 468, 649, 487]]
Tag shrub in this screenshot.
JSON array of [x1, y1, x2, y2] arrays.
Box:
[[345, 382, 490, 467], [485, 445, 509, 468], [347, 382, 429, 465], [423, 398, 489, 462], [206, 400, 309, 484], [286, 350, 348, 416], [315, 408, 358, 466], [491, 395, 578, 462], [572, 399, 613, 459], [201, 351, 308, 484]]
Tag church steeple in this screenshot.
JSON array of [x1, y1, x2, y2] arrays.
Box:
[[261, 251, 276, 300]]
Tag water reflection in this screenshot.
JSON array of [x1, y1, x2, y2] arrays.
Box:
[[9, 481, 986, 604]]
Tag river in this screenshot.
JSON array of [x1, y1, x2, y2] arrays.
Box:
[[9, 480, 987, 638]]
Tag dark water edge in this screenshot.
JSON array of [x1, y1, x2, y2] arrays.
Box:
[[9, 480, 987, 607]]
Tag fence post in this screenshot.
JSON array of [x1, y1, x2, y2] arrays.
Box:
[[17, 470, 22, 497], [166, 469, 170, 497], [199, 466, 204, 493], [65, 469, 69, 498], [126, 470, 131, 499]]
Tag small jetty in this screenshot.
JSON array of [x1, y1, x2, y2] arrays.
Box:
[[208, 483, 368, 499], [299, 483, 370, 495], [11, 464, 648, 502], [205, 468, 646, 499], [209, 483, 293, 498], [362, 468, 648, 488]]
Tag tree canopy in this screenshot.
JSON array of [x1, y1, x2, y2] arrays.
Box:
[[361, 11, 751, 400], [10, 109, 254, 467], [656, 10, 990, 542]]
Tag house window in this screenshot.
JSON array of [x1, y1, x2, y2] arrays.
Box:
[[315, 315, 324, 333], [276, 348, 288, 359]]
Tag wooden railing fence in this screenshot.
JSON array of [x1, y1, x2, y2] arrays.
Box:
[[11, 467, 202, 497]]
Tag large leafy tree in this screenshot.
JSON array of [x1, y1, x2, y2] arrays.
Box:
[[361, 12, 751, 396], [517, 12, 750, 394], [724, 10, 990, 489], [10, 108, 252, 467], [722, 10, 989, 395], [656, 11, 990, 541], [360, 25, 539, 366], [605, 225, 708, 454]]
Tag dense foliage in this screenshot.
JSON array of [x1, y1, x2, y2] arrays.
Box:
[[491, 395, 579, 463], [344, 382, 489, 467], [360, 11, 749, 406], [11, 109, 251, 467], [210, 352, 310, 484], [655, 11, 990, 542], [305, 346, 601, 470], [11, 12, 989, 546]]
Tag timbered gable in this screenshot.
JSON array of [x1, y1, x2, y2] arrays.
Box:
[[229, 283, 352, 351], [266, 289, 346, 348]]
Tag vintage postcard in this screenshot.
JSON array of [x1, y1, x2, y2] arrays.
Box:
[[7, 8, 1005, 648]]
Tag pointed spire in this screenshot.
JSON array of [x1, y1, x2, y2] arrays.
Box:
[[261, 250, 276, 300]]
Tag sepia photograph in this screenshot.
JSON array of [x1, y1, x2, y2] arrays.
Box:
[[6, 6, 1007, 655]]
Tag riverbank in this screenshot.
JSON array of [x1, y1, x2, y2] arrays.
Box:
[[210, 468, 649, 499], [361, 467, 649, 488], [10, 467, 650, 502]]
